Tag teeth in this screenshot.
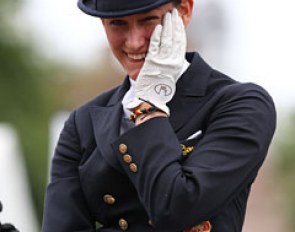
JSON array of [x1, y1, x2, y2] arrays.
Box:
[[128, 54, 146, 60]]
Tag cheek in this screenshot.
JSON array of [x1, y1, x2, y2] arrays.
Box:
[[145, 24, 160, 43], [146, 26, 156, 38], [105, 30, 125, 51]]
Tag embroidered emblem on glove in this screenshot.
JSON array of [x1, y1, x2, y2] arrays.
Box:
[[154, 84, 173, 96]]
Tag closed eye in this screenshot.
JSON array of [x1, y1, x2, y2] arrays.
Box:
[[140, 16, 160, 23], [109, 19, 127, 26]]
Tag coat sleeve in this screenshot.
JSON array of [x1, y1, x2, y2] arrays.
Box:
[[111, 83, 276, 231], [42, 111, 95, 232]]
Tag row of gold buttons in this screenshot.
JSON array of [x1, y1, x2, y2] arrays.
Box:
[[102, 196, 128, 231], [119, 143, 138, 173]]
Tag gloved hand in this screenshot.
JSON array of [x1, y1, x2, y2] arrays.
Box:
[[127, 8, 187, 115]]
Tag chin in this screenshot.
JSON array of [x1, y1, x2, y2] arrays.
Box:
[[130, 75, 138, 81], [128, 69, 141, 81]]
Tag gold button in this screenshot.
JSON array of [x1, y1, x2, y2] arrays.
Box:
[[123, 154, 132, 164], [119, 144, 128, 154], [148, 220, 153, 226], [103, 194, 116, 205], [129, 163, 138, 173], [118, 218, 128, 230]]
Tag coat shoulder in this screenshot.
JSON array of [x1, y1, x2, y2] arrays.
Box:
[[218, 80, 275, 108], [208, 67, 275, 109], [64, 85, 122, 152], [206, 68, 276, 136]]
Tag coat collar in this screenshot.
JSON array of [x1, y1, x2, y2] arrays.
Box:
[[168, 52, 212, 135], [176, 52, 212, 97], [88, 77, 130, 171]]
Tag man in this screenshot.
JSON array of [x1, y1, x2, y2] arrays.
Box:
[[42, 0, 276, 231]]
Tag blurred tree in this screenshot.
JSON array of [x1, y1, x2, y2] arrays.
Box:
[[0, 0, 122, 228], [277, 112, 295, 228], [0, 0, 56, 227]]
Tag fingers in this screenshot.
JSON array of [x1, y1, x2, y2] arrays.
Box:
[[161, 12, 173, 46], [172, 8, 185, 41], [148, 24, 162, 55], [172, 8, 187, 56], [159, 11, 172, 56], [148, 9, 186, 58]]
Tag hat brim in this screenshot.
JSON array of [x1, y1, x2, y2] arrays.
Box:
[[78, 0, 172, 18]]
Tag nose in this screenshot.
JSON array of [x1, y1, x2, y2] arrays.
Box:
[[125, 25, 146, 51]]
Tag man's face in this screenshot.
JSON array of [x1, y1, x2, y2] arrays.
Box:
[[101, 3, 174, 80]]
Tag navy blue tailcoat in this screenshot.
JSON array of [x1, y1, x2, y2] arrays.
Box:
[[42, 53, 276, 232]]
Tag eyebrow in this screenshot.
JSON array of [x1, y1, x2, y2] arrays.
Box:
[[138, 15, 160, 23]]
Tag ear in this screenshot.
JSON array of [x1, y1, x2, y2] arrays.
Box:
[[177, 0, 194, 27]]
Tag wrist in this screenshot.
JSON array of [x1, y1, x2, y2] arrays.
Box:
[[135, 111, 168, 125], [129, 104, 168, 125]]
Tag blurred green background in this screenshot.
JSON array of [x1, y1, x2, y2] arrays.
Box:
[[1, 0, 294, 231], [0, 0, 122, 228]]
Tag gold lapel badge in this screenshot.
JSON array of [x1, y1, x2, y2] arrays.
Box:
[[181, 144, 194, 156]]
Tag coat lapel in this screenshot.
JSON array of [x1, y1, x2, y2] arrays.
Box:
[[89, 78, 130, 172], [168, 53, 212, 139]]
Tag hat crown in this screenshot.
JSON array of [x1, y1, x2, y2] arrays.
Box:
[[97, 0, 161, 11], [78, 0, 172, 18]]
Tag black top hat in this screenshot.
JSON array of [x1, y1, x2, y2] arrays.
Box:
[[78, 0, 173, 18]]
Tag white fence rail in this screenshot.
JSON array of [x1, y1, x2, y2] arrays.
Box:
[[0, 124, 38, 232]]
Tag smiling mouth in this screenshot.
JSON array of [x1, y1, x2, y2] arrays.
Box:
[[127, 53, 146, 61]]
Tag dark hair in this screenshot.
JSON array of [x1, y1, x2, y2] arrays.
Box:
[[172, 0, 181, 7]]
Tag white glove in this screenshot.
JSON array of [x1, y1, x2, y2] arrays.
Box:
[[127, 8, 187, 115]]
